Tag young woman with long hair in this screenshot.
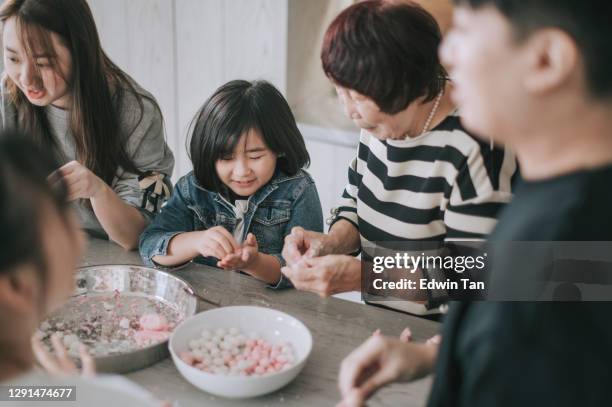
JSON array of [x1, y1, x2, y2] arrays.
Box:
[[0, 0, 174, 249]]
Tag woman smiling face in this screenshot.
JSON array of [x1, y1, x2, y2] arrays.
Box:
[[2, 16, 72, 109]]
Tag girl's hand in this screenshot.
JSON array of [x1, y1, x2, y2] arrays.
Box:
[[31, 333, 96, 377], [218, 233, 259, 270], [193, 226, 240, 260], [53, 161, 106, 201]]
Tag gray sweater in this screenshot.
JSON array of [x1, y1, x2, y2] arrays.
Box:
[[0, 78, 175, 239]]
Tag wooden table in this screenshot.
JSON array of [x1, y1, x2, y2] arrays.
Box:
[[82, 238, 440, 406]]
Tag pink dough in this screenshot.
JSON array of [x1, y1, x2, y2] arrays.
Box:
[[185, 327, 297, 376], [134, 329, 170, 345], [179, 351, 195, 365], [139, 313, 169, 331]]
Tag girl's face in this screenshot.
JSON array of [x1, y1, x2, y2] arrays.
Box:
[[3, 17, 72, 109], [215, 129, 277, 197]]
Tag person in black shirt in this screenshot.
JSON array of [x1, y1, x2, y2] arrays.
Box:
[[337, 1, 612, 406]]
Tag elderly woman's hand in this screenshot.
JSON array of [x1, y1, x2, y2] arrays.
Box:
[[282, 227, 331, 265], [281, 254, 361, 297], [336, 334, 439, 407]]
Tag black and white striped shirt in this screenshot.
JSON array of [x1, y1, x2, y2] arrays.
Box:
[[332, 111, 517, 257]]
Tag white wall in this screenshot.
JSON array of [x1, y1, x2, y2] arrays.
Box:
[[299, 124, 358, 221], [87, 0, 288, 181]]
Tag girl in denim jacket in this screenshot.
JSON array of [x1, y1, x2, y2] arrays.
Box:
[[139, 80, 323, 288]]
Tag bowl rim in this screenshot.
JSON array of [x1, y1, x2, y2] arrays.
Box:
[[168, 305, 313, 380], [50, 264, 199, 362]]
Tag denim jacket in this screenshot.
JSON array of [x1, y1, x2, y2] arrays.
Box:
[[139, 168, 323, 288]]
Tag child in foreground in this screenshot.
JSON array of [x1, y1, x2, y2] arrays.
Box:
[[0, 134, 160, 406]]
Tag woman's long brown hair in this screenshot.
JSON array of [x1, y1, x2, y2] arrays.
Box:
[[0, 0, 160, 184]]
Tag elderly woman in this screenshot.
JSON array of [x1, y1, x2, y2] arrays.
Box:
[[281, 0, 516, 305], [334, 0, 612, 406]]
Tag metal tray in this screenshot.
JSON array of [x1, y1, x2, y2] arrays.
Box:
[[40, 265, 198, 373]]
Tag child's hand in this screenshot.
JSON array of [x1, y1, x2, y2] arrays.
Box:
[[218, 233, 259, 270], [194, 226, 240, 260], [31, 333, 96, 377]]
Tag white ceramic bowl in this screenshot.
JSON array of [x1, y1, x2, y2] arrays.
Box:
[[169, 306, 312, 398]]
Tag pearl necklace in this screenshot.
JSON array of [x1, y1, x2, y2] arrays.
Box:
[[420, 91, 443, 134]]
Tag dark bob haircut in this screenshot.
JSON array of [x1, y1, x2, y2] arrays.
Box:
[[455, 0, 612, 101], [189, 80, 310, 193], [0, 132, 70, 278], [321, 0, 448, 114]]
